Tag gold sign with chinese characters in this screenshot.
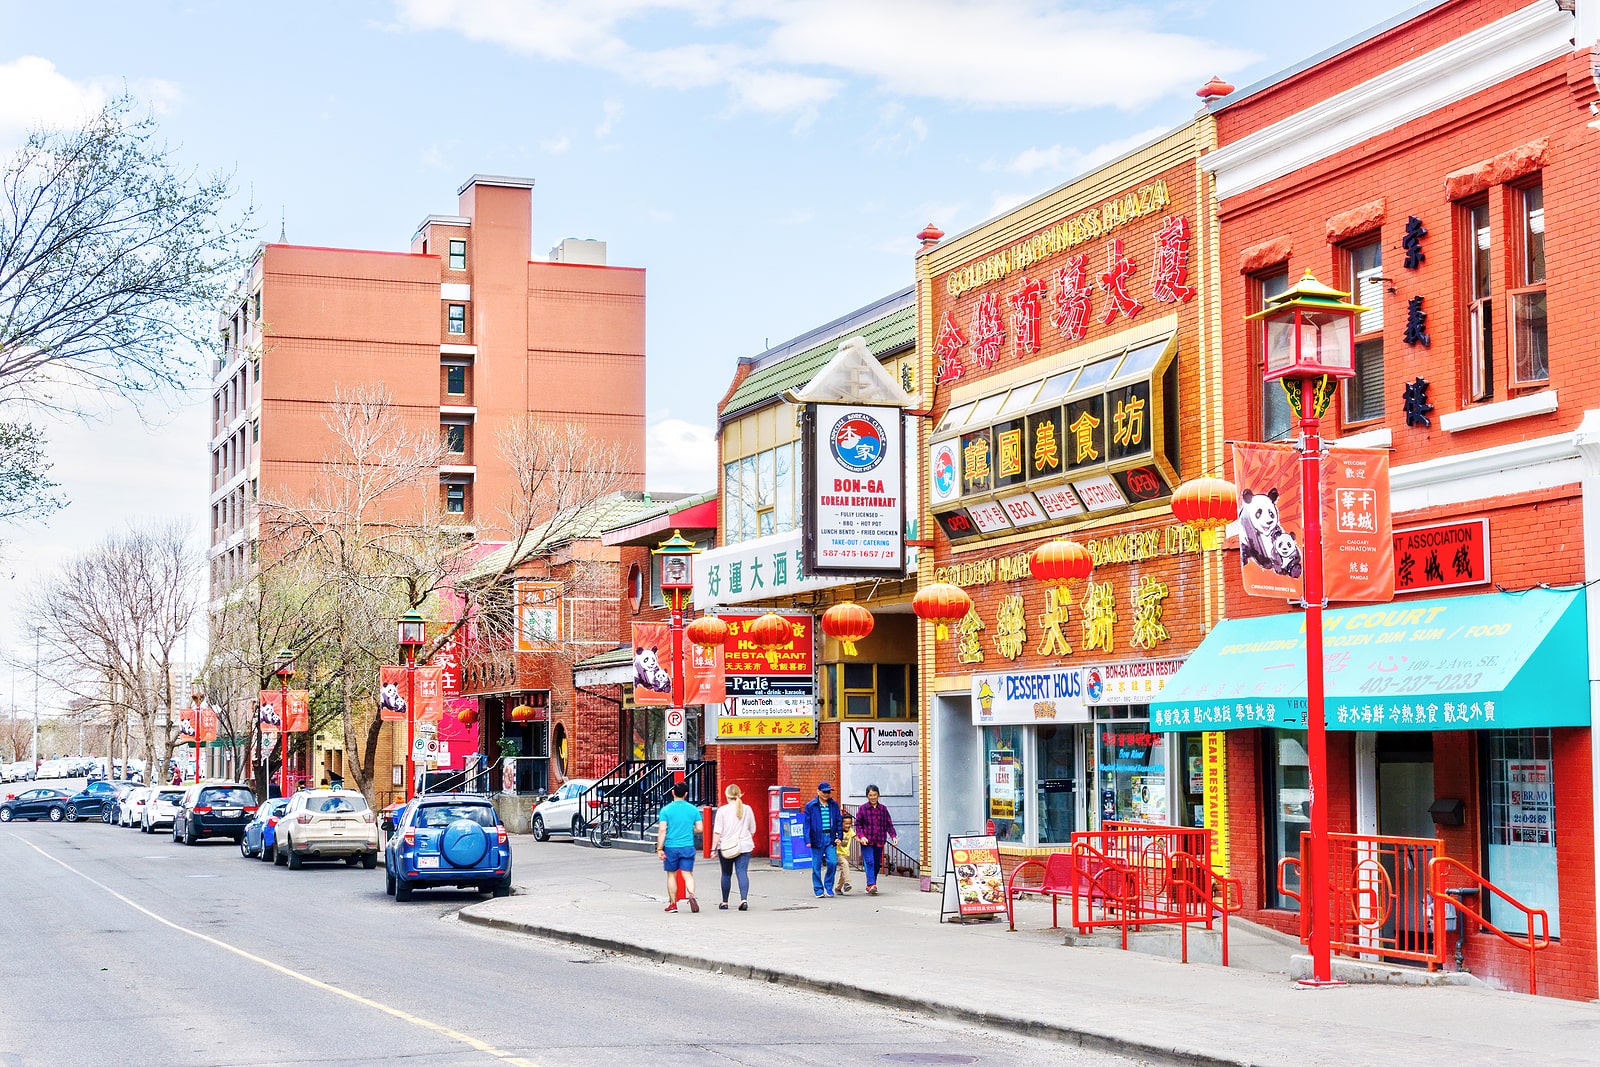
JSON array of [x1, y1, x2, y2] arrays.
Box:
[[930, 523, 1208, 590], [968, 572, 1173, 663]]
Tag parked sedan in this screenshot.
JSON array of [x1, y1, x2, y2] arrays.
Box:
[[0, 787, 71, 822], [100, 781, 140, 823], [140, 787, 186, 832], [273, 789, 379, 869], [530, 778, 595, 841], [62, 780, 120, 822], [386, 793, 512, 901], [118, 787, 150, 827], [241, 798, 290, 859], [172, 783, 258, 845]]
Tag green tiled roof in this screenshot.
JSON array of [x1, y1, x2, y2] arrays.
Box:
[[462, 493, 664, 582], [721, 288, 915, 419], [574, 645, 633, 669]]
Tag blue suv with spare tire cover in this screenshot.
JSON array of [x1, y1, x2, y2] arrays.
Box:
[[385, 793, 512, 901]]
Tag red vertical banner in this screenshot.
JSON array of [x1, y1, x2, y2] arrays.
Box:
[[683, 642, 725, 706], [285, 690, 310, 733], [1322, 447, 1394, 602], [1232, 442, 1305, 600], [177, 708, 199, 743], [258, 691, 284, 733], [416, 666, 445, 722], [196, 706, 218, 743], [433, 628, 462, 699], [630, 622, 673, 706], [378, 666, 408, 721]]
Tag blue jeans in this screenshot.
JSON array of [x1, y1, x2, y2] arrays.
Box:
[[860, 843, 883, 886], [719, 852, 751, 902], [810, 843, 838, 894]]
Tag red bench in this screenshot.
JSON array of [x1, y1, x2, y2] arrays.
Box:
[[1005, 851, 1112, 931]]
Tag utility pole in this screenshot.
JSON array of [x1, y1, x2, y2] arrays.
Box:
[[32, 626, 41, 767]]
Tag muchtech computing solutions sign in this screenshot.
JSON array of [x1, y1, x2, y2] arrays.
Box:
[[804, 403, 906, 578]]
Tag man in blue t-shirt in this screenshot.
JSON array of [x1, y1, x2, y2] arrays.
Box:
[[656, 782, 705, 913], [802, 781, 843, 897]]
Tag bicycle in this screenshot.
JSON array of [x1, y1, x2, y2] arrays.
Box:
[[587, 803, 620, 848]]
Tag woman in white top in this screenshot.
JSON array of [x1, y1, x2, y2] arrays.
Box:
[[710, 783, 759, 910]]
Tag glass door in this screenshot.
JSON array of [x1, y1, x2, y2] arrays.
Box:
[[983, 725, 1025, 843], [1484, 729, 1559, 937], [1036, 724, 1076, 843]]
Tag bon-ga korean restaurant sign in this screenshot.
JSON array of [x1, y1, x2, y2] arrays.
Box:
[[971, 668, 1088, 725], [804, 403, 906, 578]]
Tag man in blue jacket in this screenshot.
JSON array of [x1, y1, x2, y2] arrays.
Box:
[[802, 781, 843, 898]]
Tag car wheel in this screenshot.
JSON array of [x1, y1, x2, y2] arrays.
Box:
[[64, 805, 79, 822], [531, 814, 548, 842], [492, 878, 512, 898], [274, 842, 288, 866], [362, 852, 378, 870], [570, 816, 583, 840], [185, 824, 197, 846], [344, 855, 360, 867], [260, 840, 275, 862], [49, 806, 64, 822], [393, 875, 413, 902], [287, 847, 303, 870], [240, 836, 253, 859], [0, 809, 12, 823], [385, 869, 396, 896]]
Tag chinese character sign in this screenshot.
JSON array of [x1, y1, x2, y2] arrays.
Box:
[[415, 666, 445, 723], [285, 690, 310, 733], [806, 403, 906, 577], [1232, 442, 1304, 600], [683, 641, 726, 706], [630, 622, 673, 706], [1322, 447, 1394, 603], [1393, 519, 1489, 595]]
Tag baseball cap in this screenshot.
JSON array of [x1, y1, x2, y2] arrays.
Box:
[[817, 781, 832, 792]]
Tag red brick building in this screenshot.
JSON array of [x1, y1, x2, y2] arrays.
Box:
[[1179, 0, 1600, 998]]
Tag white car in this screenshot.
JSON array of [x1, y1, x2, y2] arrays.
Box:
[[141, 786, 185, 832], [530, 779, 596, 841], [1, 760, 33, 782], [273, 789, 379, 868], [120, 786, 150, 827]]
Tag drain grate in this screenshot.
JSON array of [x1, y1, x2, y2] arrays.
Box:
[[881, 1056, 978, 1065], [767, 905, 820, 912]]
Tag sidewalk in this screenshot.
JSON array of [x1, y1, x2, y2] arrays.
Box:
[[461, 837, 1600, 1067]]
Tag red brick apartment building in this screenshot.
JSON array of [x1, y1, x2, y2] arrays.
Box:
[[1184, 0, 1600, 997], [207, 174, 645, 595]]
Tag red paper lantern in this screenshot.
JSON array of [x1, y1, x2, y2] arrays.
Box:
[[456, 706, 479, 726], [1030, 539, 1094, 591], [686, 614, 730, 649], [748, 612, 792, 649], [1171, 477, 1239, 536], [913, 582, 972, 640], [508, 704, 535, 722], [821, 602, 875, 656]]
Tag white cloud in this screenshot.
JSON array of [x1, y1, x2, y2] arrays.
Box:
[[595, 100, 624, 138], [0, 56, 105, 135], [540, 133, 571, 154], [989, 190, 1035, 218], [646, 417, 717, 492], [1007, 145, 1069, 175], [1004, 126, 1173, 180]]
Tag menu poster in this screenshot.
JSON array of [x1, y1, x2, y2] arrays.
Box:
[[940, 833, 1006, 921]]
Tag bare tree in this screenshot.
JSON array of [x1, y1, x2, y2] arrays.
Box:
[[26, 521, 200, 784]]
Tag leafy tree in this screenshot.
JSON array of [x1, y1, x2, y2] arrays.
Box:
[[0, 420, 63, 522]]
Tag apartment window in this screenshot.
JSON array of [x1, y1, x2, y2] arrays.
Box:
[[447, 304, 466, 335], [253, 359, 260, 383], [836, 663, 915, 720], [721, 441, 800, 546], [444, 423, 467, 454], [1510, 183, 1547, 386], [1254, 269, 1293, 441], [1344, 239, 1385, 425], [448, 239, 467, 271], [445, 483, 466, 514], [251, 420, 259, 443], [250, 478, 257, 500], [1464, 199, 1494, 401], [446, 365, 466, 395], [253, 291, 262, 322]]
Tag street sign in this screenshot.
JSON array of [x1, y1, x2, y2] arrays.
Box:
[[665, 716, 686, 770], [413, 736, 439, 757], [666, 708, 685, 729]]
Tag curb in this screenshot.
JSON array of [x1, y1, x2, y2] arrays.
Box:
[[457, 908, 1267, 1067]]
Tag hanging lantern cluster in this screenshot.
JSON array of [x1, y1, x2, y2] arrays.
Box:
[[1171, 476, 1240, 548], [821, 602, 875, 656], [1029, 538, 1094, 594], [456, 705, 480, 726], [686, 614, 731, 649], [508, 704, 536, 722], [747, 612, 792, 649], [913, 582, 972, 640]]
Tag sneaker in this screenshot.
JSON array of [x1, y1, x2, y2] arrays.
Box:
[[664, 903, 678, 913], [738, 901, 748, 911], [687, 895, 700, 913], [815, 891, 826, 898], [824, 888, 835, 897], [867, 885, 878, 895], [841, 882, 853, 893], [718, 902, 729, 910]]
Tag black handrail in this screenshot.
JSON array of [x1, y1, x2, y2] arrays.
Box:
[[577, 759, 717, 840]]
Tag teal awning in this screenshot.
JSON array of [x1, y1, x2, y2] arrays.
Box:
[[1150, 588, 1589, 732]]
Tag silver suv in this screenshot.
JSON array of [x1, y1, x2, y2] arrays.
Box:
[[273, 789, 379, 869]]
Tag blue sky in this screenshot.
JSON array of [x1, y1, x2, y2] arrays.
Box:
[[0, 0, 1419, 666]]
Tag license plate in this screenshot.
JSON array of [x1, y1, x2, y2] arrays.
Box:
[[418, 855, 439, 868], [330, 820, 345, 831], [218, 809, 239, 817]]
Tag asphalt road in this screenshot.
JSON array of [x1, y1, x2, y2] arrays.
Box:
[[0, 820, 1147, 1067]]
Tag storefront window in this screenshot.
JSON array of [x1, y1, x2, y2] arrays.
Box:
[[1484, 728, 1560, 937], [1178, 733, 1206, 827], [1268, 729, 1309, 910], [1095, 720, 1165, 824], [984, 726, 1025, 843], [1036, 725, 1077, 843]]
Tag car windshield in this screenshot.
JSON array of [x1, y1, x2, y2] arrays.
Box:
[[201, 788, 254, 806], [413, 804, 496, 828], [307, 795, 367, 814], [264, 799, 289, 816], [156, 789, 184, 800]]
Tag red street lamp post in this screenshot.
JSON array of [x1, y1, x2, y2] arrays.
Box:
[[189, 682, 205, 784], [274, 649, 296, 799], [1247, 270, 1366, 987], [398, 609, 427, 802], [652, 531, 700, 784]]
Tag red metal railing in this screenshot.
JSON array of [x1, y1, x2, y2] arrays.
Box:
[[1431, 856, 1552, 996]]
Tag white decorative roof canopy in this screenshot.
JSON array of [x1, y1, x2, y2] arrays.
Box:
[[786, 336, 918, 408]]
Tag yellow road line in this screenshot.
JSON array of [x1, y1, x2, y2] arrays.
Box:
[[13, 836, 542, 1067]]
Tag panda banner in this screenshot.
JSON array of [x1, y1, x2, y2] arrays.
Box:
[[1232, 442, 1304, 600], [1322, 447, 1394, 603], [378, 666, 409, 721], [630, 622, 673, 706], [258, 690, 284, 733]]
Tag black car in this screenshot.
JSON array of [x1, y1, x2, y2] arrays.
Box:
[[0, 787, 72, 822], [171, 783, 258, 845]]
